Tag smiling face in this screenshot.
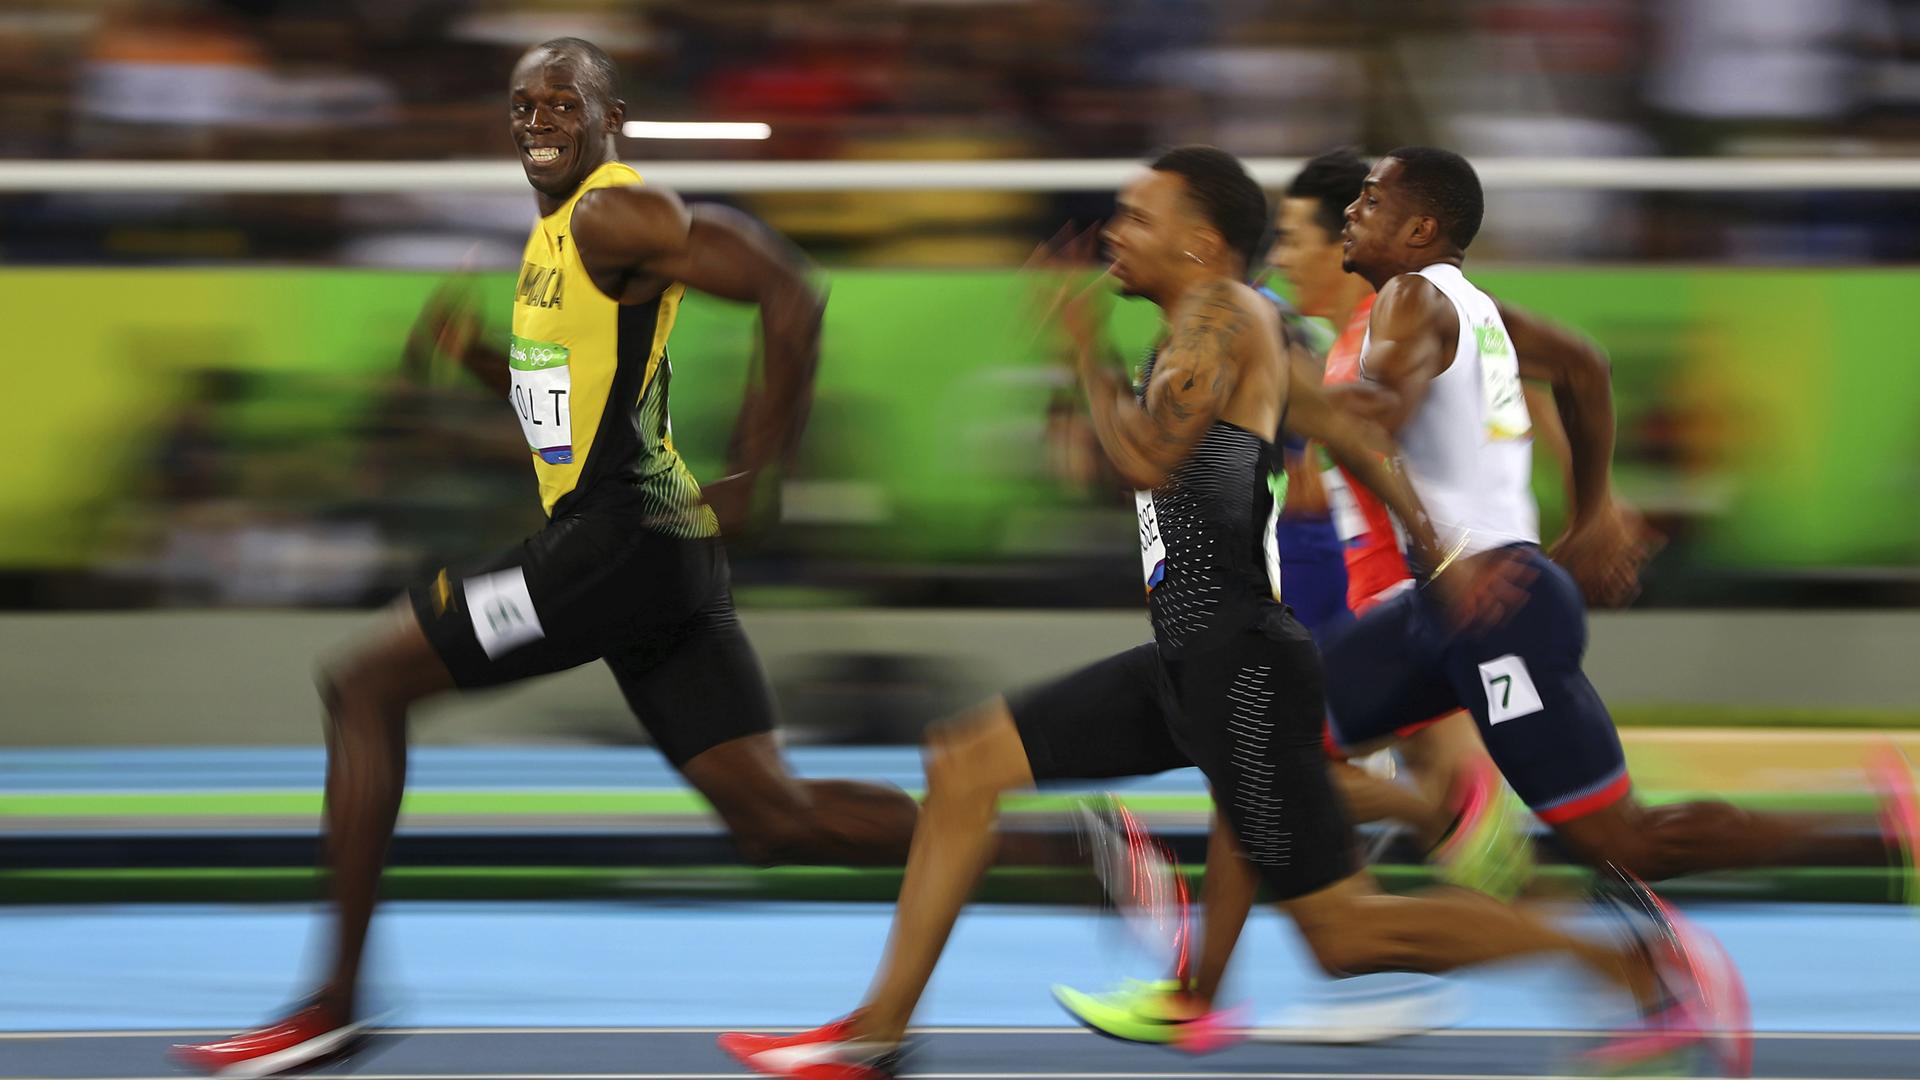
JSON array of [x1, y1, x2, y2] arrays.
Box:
[[509, 47, 623, 203]]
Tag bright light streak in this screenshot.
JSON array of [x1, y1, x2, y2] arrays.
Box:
[[621, 121, 771, 141]]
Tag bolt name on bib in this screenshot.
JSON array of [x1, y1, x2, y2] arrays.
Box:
[[516, 261, 565, 309], [509, 335, 573, 464]]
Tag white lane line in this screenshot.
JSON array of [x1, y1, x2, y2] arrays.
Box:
[[3, 1024, 1919, 1040], [1342, 1028, 1920, 1042]]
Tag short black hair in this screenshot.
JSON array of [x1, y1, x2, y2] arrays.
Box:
[[1150, 145, 1270, 272], [1382, 146, 1483, 250], [1285, 147, 1371, 240], [533, 37, 620, 105]]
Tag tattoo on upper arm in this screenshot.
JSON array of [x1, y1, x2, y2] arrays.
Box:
[[1168, 284, 1250, 366], [1150, 283, 1245, 443]]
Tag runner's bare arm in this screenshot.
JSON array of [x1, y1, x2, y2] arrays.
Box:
[[1499, 300, 1647, 606], [1077, 281, 1246, 489], [572, 187, 826, 478], [1497, 299, 1613, 524], [405, 287, 510, 397], [1283, 359, 1447, 577], [1523, 381, 1574, 500], [1279, 336, 1333, 516], [1319, 274, 1455, 435]]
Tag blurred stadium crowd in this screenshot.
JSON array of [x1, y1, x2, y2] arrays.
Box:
[[2, 0, 1918, 264], [2, 0, 1918, 614]]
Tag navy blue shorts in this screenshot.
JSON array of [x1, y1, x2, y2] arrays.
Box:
[[1321, 544, 1630, 824], [1276, 513, 1353, 643]]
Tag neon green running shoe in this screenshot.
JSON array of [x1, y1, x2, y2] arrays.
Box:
[[1052, 979, 1186, 1044], [1434, 759, 1536, 902], [1051, 978, 1245, 1054]]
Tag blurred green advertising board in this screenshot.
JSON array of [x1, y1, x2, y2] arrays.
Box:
[[4, 267, 1915, 571]]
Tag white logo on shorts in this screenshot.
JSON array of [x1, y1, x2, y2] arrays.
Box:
[[464, 567, 546, 658], [1478, 654, 1544, 725]]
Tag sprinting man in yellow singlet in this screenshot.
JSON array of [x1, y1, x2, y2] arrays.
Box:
[[174, 37, 920, 1078]]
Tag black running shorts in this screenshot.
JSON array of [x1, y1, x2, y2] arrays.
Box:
[[1008, 612, 1355, 901], [408, 509, 776, 766]]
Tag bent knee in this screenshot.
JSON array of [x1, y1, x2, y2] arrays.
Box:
[[922, 745, 1008, 809], [317, 651, 402, 711], [921, 702, 1031, 799], [1552, 799, 1683, 878], [720, 786, 855, 867], [730, 816, 821, 867], [317, 642, 446, 715], [1589, 801, 1745, 880]]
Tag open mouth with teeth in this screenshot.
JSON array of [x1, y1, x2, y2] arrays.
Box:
[[526, 146, 563, 165]]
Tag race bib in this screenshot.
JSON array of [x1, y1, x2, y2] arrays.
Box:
[[1478, 654, 1544, 725], [509, 334, 573, 464], [1136, 490, 1166, 593], [464, 567, 546, 659], [1474, 321, 1532, 443]]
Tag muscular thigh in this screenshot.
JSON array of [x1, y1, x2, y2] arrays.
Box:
[[605, 591, 777, 768], [1006, 643, 1190, 783]]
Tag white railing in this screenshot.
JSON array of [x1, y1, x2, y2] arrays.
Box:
[[3, 157, 1919, 194]]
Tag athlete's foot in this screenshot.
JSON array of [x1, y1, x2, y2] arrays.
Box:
[[1433, 758, 1535, 901], [1051, 978, 1246, 1055], [1584, 1001, 1718, 1078], [1585, 871, 1752, 1077], [170, 999, 373, 1078], [1868, 743, 1920, 908], [718, 1017, 908, 1079]]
